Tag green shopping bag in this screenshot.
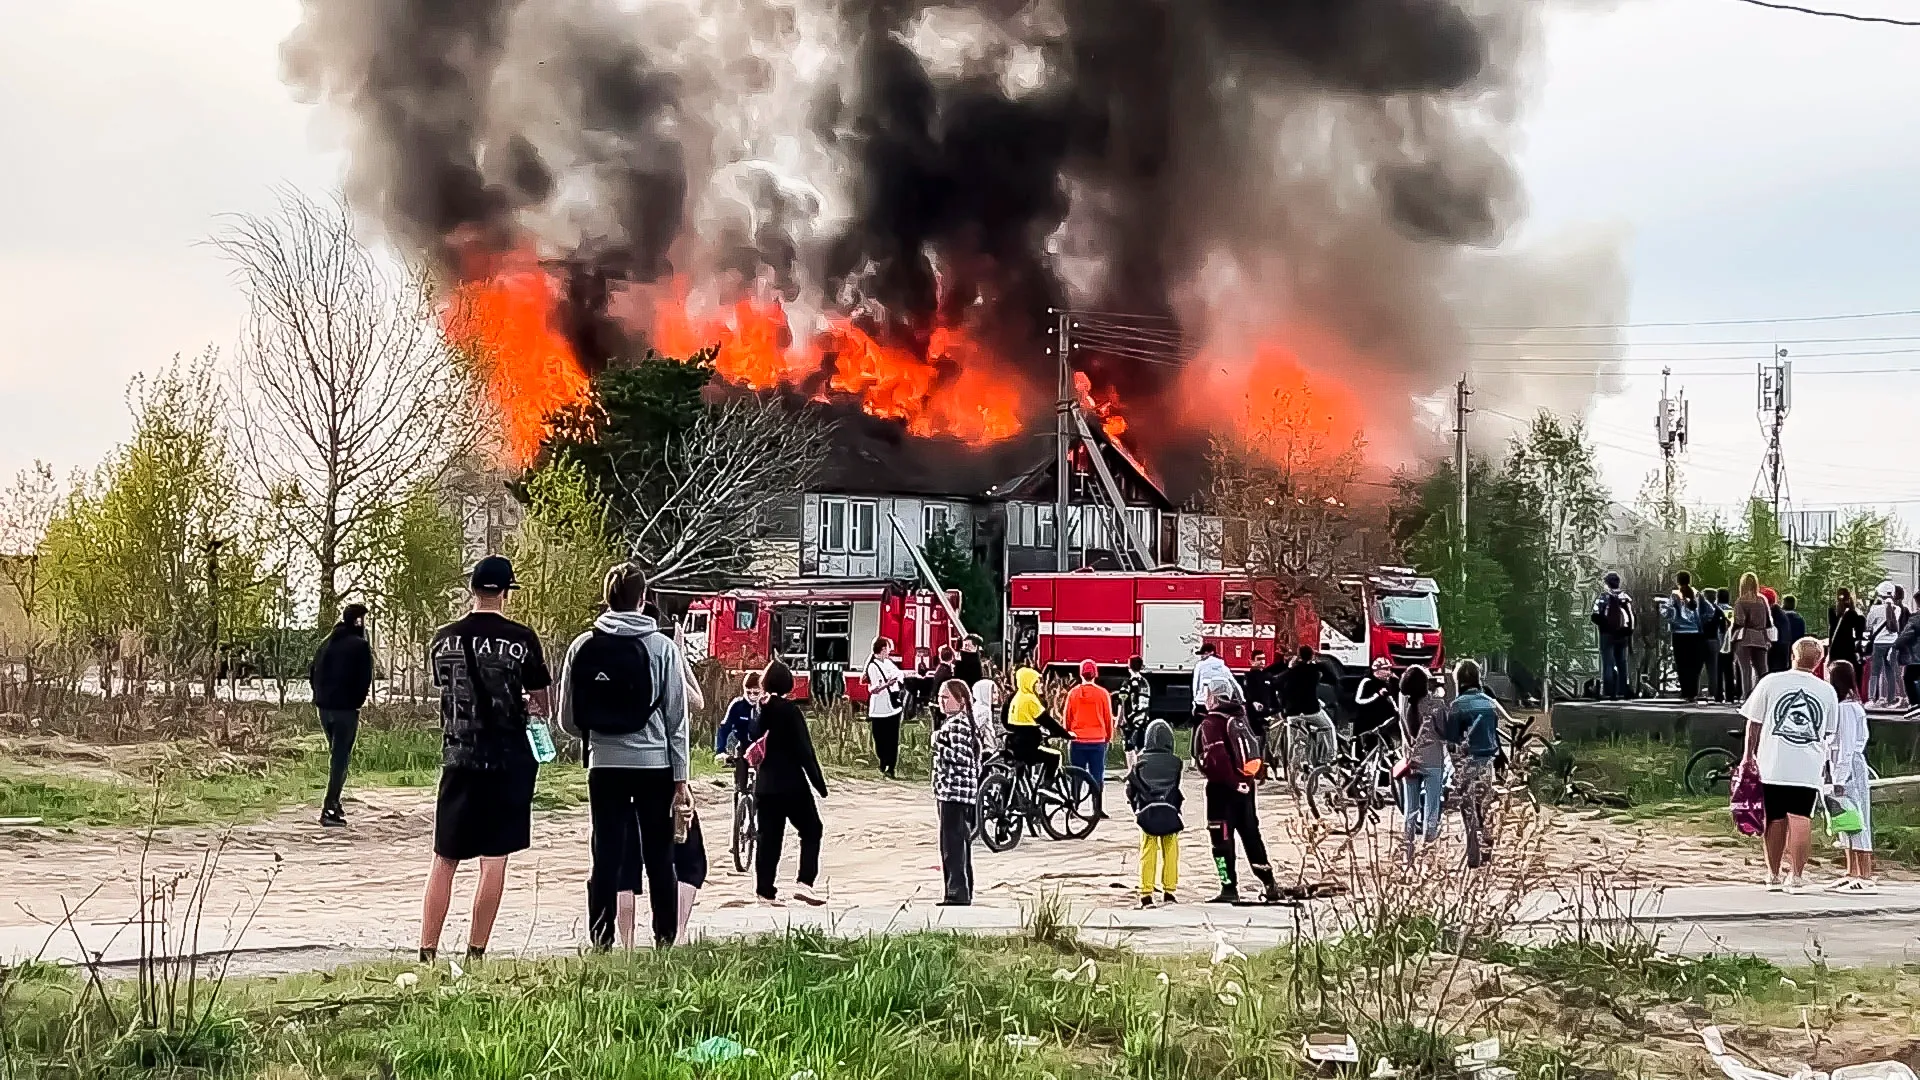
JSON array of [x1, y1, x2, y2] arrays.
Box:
[[1825, 795, 1864, 835]]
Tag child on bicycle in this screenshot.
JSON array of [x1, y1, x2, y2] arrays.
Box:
[[1005, 666, 1069, 778], [716, 671, 766, 792], [1127, 718, 1184, 908]]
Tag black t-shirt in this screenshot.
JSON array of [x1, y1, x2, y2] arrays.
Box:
[[430, 612, 553, 770], [1280, 661, 1323, 716]]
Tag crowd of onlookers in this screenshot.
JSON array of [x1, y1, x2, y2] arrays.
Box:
[[1588, 568, 1894, 893], [1592, 570, 1920, 714]]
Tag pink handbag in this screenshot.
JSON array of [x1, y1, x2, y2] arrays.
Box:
[[1730, 762, 1765, 837]]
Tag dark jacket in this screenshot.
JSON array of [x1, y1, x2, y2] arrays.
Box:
[[753, 696, 828, 799], [1768, 606, 1794, 672], [1830, 606, 1867, 665], [1196, 700, 1252, 791], [1895, 615, 1920, 668], [309, 622, 374, 710], [1243, 665, 1277, 719], [1125, 719, 1184, 836], [953, 651, 984, 685]]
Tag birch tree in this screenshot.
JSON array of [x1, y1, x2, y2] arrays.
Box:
[[216, 192, 478, 627]]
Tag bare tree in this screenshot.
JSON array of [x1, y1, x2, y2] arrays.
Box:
[[599, 399, 831, 588], [1205, 382, 1378, 646], [215, 192, 479, 626], [0, 462, 67, 710]]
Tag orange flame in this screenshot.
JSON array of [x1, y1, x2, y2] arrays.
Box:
[[1072, 370, 1129, 439], [646, 285, 1027, 445], [442, 252, 591, 468], [1181, 331, 1370, 468]]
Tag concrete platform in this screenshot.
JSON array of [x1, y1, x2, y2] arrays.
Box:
[[1551, 699, 1920, 753]]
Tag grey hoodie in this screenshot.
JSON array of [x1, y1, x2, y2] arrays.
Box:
[[557, 610, 691, 780]]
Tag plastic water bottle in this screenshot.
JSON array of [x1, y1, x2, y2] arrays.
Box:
[[526, 719, 557, 764]]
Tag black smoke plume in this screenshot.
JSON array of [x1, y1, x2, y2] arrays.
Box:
[[284, 0, 1623, 447]]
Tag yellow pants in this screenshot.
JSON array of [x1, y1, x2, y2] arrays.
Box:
[[1139, 833, 1179, 896]]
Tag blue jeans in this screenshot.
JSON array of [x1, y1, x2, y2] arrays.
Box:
[[1400, 768, 1445, 861], [1070, 742, 1108, 790], [1600, 637, 1630, 699]]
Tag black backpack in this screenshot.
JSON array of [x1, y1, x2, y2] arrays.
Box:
[[571, 629, 660, 736]]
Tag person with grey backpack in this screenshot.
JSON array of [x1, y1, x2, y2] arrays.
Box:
[[1127, 718, 1185, 908], [557, 562, 690, 950]]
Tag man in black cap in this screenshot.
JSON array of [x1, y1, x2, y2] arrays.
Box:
[[308, 602, 374, 827], [418, 556, 553, 964]]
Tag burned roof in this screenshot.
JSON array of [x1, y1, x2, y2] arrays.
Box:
[[815, 409, 1054, 499], [803, 407, 1172, 511]]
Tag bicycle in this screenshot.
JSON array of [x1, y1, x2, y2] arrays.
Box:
[[723, 736, 757, 873], [1305, 730, 1400, 834], [1268, 710, 1337, 796], [1684, 739, 1877, 798], [974, 748, 1099, 853]]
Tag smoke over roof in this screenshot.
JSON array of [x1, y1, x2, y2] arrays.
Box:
[[284, 0, 1625, 466]]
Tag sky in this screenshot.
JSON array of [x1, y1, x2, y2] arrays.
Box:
[[3, 0, 1918, 538]]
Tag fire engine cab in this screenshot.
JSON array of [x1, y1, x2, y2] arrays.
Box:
[[1006, 567, 1442, 716], [682, 578, 963, 704], [1317, 568, 1444, 680]]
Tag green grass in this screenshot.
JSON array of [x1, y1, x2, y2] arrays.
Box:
[[0, 723, 614, 828], [7, 924, 1915, 1080], [1546, 735, 1920, 866]]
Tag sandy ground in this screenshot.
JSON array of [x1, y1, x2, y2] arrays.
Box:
[[0, 764, 1789, 973]]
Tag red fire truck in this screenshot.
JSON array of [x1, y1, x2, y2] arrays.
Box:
[[682, 578, 964, 703], [1006, 567, 1442, 715]]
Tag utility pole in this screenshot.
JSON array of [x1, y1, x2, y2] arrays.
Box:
[[1053, 309, 1072, 573], [1453, 376, 1472, 597], [1655, 366, 1690, 533], [1755, 348, 1792, 567], [203, 536, 224, 702]]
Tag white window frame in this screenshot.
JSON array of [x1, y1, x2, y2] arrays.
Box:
[[1036, 503, 1055, 550], [922, 503, 952, 540], [850, 500, 879, 556], [1126, 508, 1152, 556], [820, 497, 849, 554]]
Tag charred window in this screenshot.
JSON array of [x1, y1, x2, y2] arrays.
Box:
[[1223, 592, 1254, 624], [811, 605, 852, 664]]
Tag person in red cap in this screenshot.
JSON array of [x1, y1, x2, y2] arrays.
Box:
[[1063, 660, 1117, 819]]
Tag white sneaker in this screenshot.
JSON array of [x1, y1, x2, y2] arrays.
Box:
[[1825, 877, 1856, 892], [1766, 874, 1785, 892], [793, 883, 827, 907], [758, 896, 785, 908], [1839, 878, 1879, 894], [1785, 877, 1808, 895]]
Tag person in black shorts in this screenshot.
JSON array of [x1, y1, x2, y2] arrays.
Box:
[[615, 806, 708, 945], [418, 556, 553, 964]]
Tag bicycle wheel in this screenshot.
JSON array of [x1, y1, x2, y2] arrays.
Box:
[[977, 766, 1023, 852], [1683, 746, 1737, 797], [731, 790, 756, 873], [1038, 766, 1100, 841], [1307, 763, 1371, 834]]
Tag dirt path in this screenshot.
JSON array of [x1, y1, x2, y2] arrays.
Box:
[[0, 771, 1778, 970]]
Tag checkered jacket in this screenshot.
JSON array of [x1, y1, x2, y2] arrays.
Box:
[[932, 711, 983, 805]]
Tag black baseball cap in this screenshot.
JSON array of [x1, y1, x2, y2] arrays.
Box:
[[471, 555, 520, 593]]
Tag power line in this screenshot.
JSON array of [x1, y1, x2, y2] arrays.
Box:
[[1721, 0, 1920, 25], [1465, 308, 1920, 332], [1467, 333, 1920, 346]]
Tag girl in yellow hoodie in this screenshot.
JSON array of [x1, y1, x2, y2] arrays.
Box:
[[1004, 667, 1068, 774]]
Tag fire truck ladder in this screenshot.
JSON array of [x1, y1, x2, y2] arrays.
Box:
[[1068, 404, 1155, 571], [886, 513, 967, 630]]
